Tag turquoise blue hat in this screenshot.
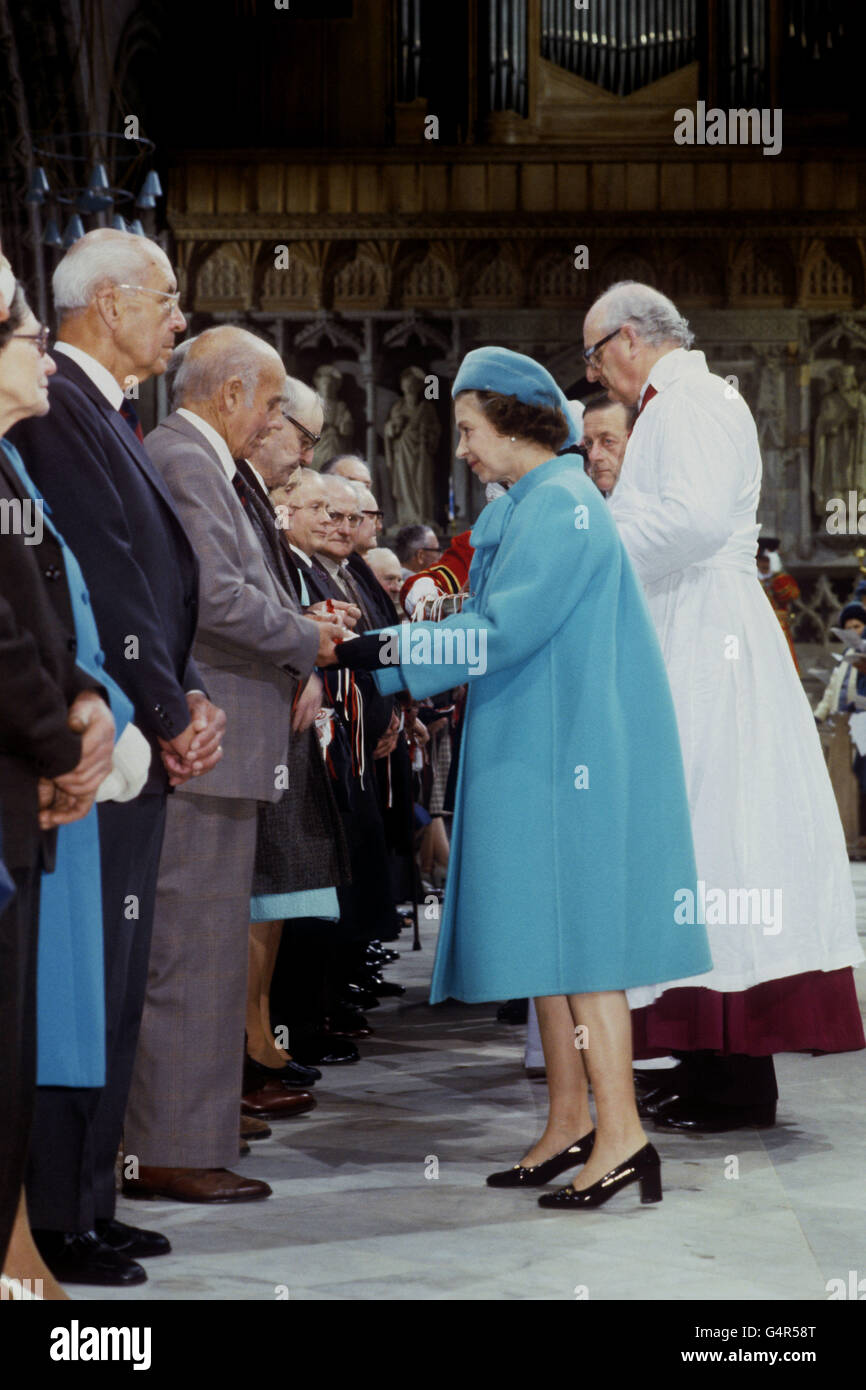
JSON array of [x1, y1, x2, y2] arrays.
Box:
[[452, 346, 580, 448]]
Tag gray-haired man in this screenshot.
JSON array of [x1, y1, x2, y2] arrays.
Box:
[[123, 327, 343, 1203], [583, 280, 864, 1131], [10, 228, 220, 1288]]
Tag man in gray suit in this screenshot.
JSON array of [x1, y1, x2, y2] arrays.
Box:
[[124, 326, 344, 1203]]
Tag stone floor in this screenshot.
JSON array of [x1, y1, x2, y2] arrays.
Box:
[[78, 871, 866, 1302]]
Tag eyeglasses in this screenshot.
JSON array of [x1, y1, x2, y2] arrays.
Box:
[[361, 509, 384, 522], [582, 326, 622, 366], [418, 545, 442, 557], [117, 284, 182, 313], [10, 326, 51, 355], [326, 508, 362, 527], [283, 412, 321, 447]]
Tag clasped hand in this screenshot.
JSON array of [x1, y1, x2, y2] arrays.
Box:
[[159, 691, 227, 788], [38, 692, 115, 829]]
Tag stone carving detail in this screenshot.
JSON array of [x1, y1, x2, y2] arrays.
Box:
[[791, 573, 855, 654], [384, 365, 441, 524], [403, 251, 454, 306], [195, 244, 248, 307], [470, 254, 522, 304], [529, 251, 585, 303], [812, 364, 866, 514], [594, 253, 656, 291], [332, 252, 387, 306], [261, 255, 317, 307], [804, 247, 855, 303], [312, 365, 355, 469], [667, 253, 724, 302], [732, 244, 786, 298], [753, 346, 791, 539]]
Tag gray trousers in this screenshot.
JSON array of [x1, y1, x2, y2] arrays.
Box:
[[124, 791, 259, 1169]]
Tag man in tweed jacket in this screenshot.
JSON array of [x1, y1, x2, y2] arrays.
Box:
[[124, 327, 343, 1204]]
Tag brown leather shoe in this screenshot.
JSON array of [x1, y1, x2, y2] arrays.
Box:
[[241, 1083, 317, 1119], [122, 1166, 272, 1203], [240, 1113, 272, 1140]]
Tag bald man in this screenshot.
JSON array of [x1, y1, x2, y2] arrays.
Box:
[[366, 546, 403, 608], [9, 229, 219, 1287], [123, 327, 342, 1204], [319, 452, 372, 486]]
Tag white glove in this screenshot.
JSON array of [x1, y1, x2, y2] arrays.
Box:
[[95, 722, 152, 803], [403, 576, 438, 617]]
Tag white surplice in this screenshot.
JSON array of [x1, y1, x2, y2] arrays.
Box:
[[611, 348, 863, 1001]]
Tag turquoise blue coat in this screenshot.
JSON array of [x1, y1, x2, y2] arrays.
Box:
[[1, 442, 133, 1086], [373, 456, 712, 1003]]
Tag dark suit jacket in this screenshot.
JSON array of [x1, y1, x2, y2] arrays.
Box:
[[9, 352, 202, 795], [347, 552, 402, 629], [0, 443, 102, 867]]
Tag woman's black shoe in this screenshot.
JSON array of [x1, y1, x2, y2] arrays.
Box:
[[486, 1131, 595, 1188], [537, 1142, 662, 1209]]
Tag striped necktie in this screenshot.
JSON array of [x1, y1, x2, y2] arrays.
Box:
[[119, 397, 145, 442]]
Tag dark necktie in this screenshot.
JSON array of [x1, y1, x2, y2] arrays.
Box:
[[341, 567, 373, 628], [119, 397, 145, 443], [636, 384, 658, 419], [232, 465, 299, 602]]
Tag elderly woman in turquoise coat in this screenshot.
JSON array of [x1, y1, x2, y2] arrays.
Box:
[[338, 346, 712, 1211]]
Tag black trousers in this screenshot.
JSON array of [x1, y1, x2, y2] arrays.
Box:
[[0, 866, 41, 1268], [674, 1051, 778, 1109], [26, 794, 166, 1232], [271, 917, 335, 1039]]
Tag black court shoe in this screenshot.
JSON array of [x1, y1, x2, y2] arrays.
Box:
[[486, 1130, 595, 1188], [537, 1141, 662, 1210]]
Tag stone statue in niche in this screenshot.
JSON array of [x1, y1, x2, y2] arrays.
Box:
[[755, 349, 788, 537], [812, 364, 866, 516], [312, 365, 354, 470], [384, 365, 441, 524]]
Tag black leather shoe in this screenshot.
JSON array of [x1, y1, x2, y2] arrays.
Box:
[[342, 983, 381, 1010], [634, 1065, 681, 1095], [653, 1100, 776, 1133], [244, 1055, 321, 1088], [487, 1131, 595, 1187], [367, 943, 399, 963], [32, 1229, 147, 1286], [94, 1218, 171, 1258], [363, 973, 406, 998], [538, 1142, 662, 1210], [291, 1032, 360, 1065], [637, 1086, 682, 1119], [326, 1005, 373, 1037]]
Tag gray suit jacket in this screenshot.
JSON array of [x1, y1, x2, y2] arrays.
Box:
[[145, 411, 320, 801]]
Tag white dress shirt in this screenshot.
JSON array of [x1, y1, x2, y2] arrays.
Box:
[[54, 342, 124, 411], [176, 407, 237, 483]]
